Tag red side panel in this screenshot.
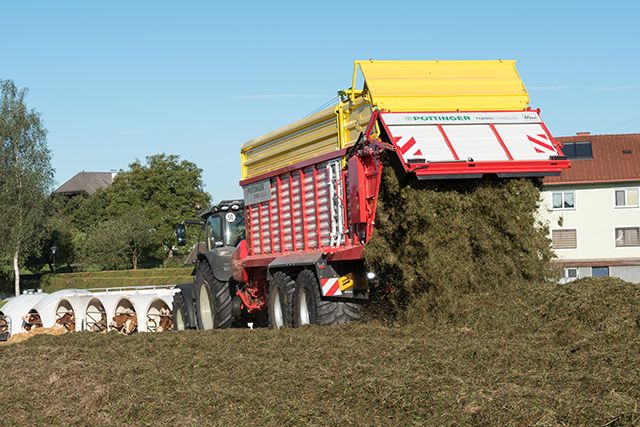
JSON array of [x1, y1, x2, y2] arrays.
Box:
[[242, 157, 343, 257]]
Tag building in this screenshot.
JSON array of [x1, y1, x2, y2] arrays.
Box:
[[540, 132, 640, 283], [52, 171, 116, 197]]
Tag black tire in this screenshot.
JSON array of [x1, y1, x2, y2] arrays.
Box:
[[172, 293, 189, 331], [267, 270, 295, 329], [195, 261, 233, 330], [292, 269, 362, 327]]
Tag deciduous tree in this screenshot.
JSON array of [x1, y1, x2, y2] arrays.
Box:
[[0, 80, 54, 295]]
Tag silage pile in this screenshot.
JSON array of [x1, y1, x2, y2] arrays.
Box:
[[364, 158, 555, 323], [364, 158, 640, 335]]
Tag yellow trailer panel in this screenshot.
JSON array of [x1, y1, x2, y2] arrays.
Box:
[[355, 60, 529, 112], [241, 60, 530, 180], [241, 99, 372, 179]]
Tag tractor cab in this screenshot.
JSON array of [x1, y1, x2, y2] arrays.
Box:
[[175, 200, 245, 252], [200, 200, 246, 251]]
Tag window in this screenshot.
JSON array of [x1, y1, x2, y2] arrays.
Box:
[[223, 211, 246, 247], [206, 215, 223, 250], [552, 191, 575, 210], [562, 141, 593, 159], [552, 229, 577, 249], [615, 227, 640, 247], [564, 268, 579, 279], [614, 188, 639, 208], [591, 266, 609, 277]]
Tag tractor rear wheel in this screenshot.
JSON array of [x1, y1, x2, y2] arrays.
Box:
[[172, 293, 189, 331], [195, 261, 233, 330], [292, 269, 362, 327], [267, 270, 295, 329]]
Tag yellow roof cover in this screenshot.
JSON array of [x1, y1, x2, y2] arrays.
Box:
[[357, 60, 529, 112]]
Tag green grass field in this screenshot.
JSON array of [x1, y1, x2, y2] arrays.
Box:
[[39, 267, 193, 292], [1, 278, 639, 426]]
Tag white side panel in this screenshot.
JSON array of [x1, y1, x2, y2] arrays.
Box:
[[390, 126, 454, 161], [443, 125, 509, 161], [496, 123, 557, 160]]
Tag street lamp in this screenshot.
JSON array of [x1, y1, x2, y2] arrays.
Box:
[[50, 246, 57, 274]]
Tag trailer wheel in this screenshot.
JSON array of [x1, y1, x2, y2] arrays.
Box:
[[195, 261, 233, 330], [268, 271, 295, 329], [293, 269, 362, 327], [172, 293, 189, 331]]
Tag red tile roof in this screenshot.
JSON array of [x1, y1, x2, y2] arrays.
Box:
[[544, 133, 640, 185]]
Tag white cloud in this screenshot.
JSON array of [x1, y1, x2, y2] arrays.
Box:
[[590, 84, 640, 92]]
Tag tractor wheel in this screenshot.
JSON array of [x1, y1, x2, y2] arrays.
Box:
[[172, 293, 189, 331], [267, 270, 295, 329], [292, 269, 362, 327], [195, 261, 233, 330]]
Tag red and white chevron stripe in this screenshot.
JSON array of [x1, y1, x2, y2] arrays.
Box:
[[320, 278, 342, 297], [527, 134, 557, 155], [393, 136, 423, 157]]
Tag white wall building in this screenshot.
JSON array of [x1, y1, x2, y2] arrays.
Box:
[[539, 133, 640, 283]]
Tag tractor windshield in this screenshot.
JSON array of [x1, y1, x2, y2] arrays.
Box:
[[223, 211, 245, 247]]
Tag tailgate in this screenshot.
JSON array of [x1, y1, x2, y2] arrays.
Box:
[[378, 111, 570, 179]]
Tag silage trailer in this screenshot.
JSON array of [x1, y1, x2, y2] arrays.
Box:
[[174, 60, 570, 331]]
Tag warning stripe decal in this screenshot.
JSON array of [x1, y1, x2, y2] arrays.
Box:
[[527, 134, 556, 154], [320, 278, 342, 297], [393, 135, 421, 158]]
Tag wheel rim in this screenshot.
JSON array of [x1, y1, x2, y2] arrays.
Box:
[[298, 288, 310, 326], [175, 307, 185, 331], [199, 281, 214, 330], [272, 289, 284, 329]]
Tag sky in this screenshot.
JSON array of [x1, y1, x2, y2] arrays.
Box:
[[2, 1, 640, 200]]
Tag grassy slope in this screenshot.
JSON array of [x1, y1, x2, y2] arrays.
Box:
[[39, 267, 193, 292], [2, 282, 639, 426]]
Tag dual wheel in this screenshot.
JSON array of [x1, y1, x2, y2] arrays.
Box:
[[174, 262, 361, 330], [268, 269, 361, 329]]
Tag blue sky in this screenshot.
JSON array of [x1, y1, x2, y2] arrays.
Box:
[[2, 1, 639, 200]]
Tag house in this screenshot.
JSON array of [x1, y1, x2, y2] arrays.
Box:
[[540, 132, 640, 283], [52, 171, 116, 196]]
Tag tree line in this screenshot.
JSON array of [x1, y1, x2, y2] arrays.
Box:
[[0, 79, 211, 295]]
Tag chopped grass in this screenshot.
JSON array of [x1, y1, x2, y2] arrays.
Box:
[[364, 157, 558, 323], [1, 277, 639, 425], [3, 158, 639, 424]]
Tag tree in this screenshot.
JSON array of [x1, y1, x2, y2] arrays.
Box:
[[0, 80, 54, 295], [79, 211, 154, 270], [41, 153, 210, 272], [101, 154, 210, 264]]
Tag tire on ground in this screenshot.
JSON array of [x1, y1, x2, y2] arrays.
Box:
[[267, 270, 295, 329], [172, 292, 189, 331], [292, 269, 362, 327], [195, 261, 233, 330]]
